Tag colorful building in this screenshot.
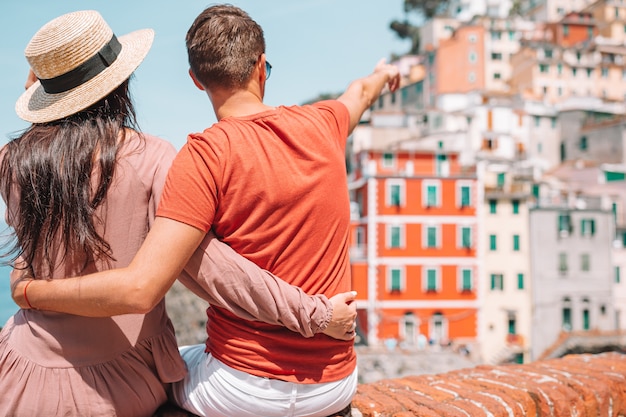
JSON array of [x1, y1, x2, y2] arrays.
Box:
[[349, 148, 480, 350]]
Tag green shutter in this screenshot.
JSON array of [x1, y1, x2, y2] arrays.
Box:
[[391, 269, 401, 291], [427, 269, 437, 291], [462, 269, 472, 290], [391, 227, 401, 248], [605, 170, 626, 182], [427, 227, 437, 248], [427, 185, 437, 206], [461, 186, 470, 207], [462, 227, 471, 248], [391, 184, 401, 206]]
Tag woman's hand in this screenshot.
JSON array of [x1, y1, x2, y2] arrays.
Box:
[[10, 258, 34, 309], [322, 291, 358, 341]]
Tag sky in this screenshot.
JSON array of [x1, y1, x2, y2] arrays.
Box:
[[0, 0, 411, 149]]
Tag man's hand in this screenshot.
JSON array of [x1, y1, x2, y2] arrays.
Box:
[[374, 58, 400, 93], [322, 291, 358, 341]]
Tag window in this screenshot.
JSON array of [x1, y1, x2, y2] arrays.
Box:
[[425, 268, 438, 292], [557, 63, 563, 75], [534, 116, 541, 127], [539, 64, 549, 73], [616, 266, 621, 283], [430, 312, 446, 343], [468, 34, 477, 43], [493, 72, 501, 80], [460, 226, 472, 249], [436, 153, 448, 176], [562, 307, 572, 331], [491, 52, 503, 60], [581, 253, 590, 271], [581, 218, 595, 237], [469, 51, 477, 63], [468, 71, 476, 83], [389, 225, 402, 248], [532, 184, 540, 199], [489, 199, 497, 214], [572, 68, 578, 77], [512, 200, 520, 214], [513, 234, 520, 251], [602, 67, 609, 78], [583, 308, 590, 330], [491, 30, 501, 40], [508, 315, 516, 334], [551, 117, 557, 128], [517, 273, 524, 289], [388, 183, 402, 207], [580, 136, 588, 150], [559, 252, 568, 274], [497, 172, 505, 187], [461, 268, 472, 291], [459, 185, 471, 207], [389, 267, 403, 292], [586, 68, 593, 78], [425, 226, 438, 248], [563, 25, 570, 37], [489, 234, 497, 251], [545, 49, 553, 58], [490, 273, 504, 290], [558, 213, 572, 236], [382, 153, 395, 168], [424, 183, 439, 207], [587, 26, 594, 39]]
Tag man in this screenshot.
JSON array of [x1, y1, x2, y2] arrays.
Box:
[[15, 4, 400, 416]]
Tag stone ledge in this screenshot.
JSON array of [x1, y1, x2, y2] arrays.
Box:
[[351, 352, 626, 416]]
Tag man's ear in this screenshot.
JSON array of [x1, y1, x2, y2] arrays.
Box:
[[189, 69, 205, 91]]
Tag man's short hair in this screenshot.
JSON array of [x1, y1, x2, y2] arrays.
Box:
[[186, 4, 265, 91]]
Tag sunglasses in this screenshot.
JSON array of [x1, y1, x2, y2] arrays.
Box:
[[265, 61, 272, 80]]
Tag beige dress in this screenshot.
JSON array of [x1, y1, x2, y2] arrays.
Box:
[[0, 133, 186, 417]]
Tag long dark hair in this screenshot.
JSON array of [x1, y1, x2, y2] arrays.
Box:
[[0, 78, 139, 274]]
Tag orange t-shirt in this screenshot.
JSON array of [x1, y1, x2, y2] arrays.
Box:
[[157, 101, 355, 383]]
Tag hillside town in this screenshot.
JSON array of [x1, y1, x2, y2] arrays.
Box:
[[345, 0, 626, 367]]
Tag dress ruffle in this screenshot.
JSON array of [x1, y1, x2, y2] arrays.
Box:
[[0, 313, 187, 417]]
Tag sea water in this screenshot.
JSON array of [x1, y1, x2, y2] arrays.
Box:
[[0, 263, 18, 326]]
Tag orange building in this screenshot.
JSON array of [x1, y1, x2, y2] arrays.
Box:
[[546, 11, 596, 47], [436, 25, 486, 94], [349, 148, 480, 348]]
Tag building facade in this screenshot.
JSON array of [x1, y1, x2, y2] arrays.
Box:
[[349, 149, 480, 350]]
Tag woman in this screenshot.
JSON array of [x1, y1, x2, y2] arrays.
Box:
[[0, 10, 355, 417]]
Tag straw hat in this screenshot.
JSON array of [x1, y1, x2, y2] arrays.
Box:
[[15, 10, 154, 123]]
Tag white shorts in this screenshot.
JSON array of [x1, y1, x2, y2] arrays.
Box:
[[171, 344, 358, 417]]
